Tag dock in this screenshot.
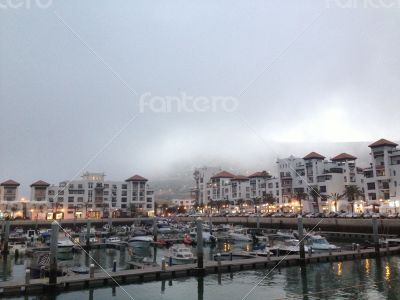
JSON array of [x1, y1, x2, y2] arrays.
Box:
[[1, 245, 399, 297]]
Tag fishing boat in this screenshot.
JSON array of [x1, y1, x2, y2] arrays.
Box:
[[128, 236, 153, 248], [164, 245, 196, 265]]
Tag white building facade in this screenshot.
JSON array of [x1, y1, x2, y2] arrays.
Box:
[[29, 172, 155, 220]]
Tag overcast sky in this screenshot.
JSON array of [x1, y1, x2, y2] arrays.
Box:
[[1, 1, 399, 197]]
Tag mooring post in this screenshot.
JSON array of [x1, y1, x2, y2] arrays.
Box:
[[356, 243, 360, 254], [352, 243, 356, 251], [386, 241, 390, 254], [2, 221, 10, 254], [25, 269, 30, 284], [196, 217, 204, 271], [89, 264, 94, 278], [209, 215, 213, 235], [308, 247, 312, 258], [40, 266, 45, 278], [108, 218, 112, 233], [329, 248, 332, 257], [372, 216, 380, 255], [256, 206, 260, 230], [113, 260, 117, 272], [161, 258, 166, 271], [49, 221, 59, 285], [267, 250, 270, 261], [297, 216, 305, 262], [217, 253, 221, 267], [153, 217, 158, 242], [86, 220, 91, 249]]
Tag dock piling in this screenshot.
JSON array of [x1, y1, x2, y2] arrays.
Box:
[[217, 253, 221, 267], [161, 258, 166, 271], [86, 220, 91, 249], [297, 216, 305, 261], [113, 260, 117, 272], [49, 221, 59, 285], [196, 217, 204, 271], [308, 247, 312, 258], [372, 217, 380, 255], [329, 248, 332, 256], [2, 221, 10, 254], [267, 250, 271, 261], [89, 264, 94, 278], [356, 244, 360, 254], [25, 269, 30, 284]]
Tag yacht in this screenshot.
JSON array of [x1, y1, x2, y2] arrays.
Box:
[[306, 235, 340, 252], [270, 233, 310, 255], [128, 236, 153, 248], [164, 245, 196, 265], [228, 227, 252, 242], [58, 238, 75, 253]]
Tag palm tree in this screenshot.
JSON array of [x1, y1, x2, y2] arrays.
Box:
[[294, 191, 307, 213], [344, 185, 364, 213], [308, 186, 320, 212], [236, 199, 245, 212], [328, 193, 343, 212]]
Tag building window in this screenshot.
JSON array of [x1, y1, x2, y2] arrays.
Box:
[[367, 182, 376, 190], [68, 197, 74, 203], [78, 184, 83, 189], [121, 197, 127, 203], [88, 182, 93, 189], [122, 184, 127, 189]]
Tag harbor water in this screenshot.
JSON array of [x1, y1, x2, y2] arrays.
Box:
[[1, 252, 400, 299]]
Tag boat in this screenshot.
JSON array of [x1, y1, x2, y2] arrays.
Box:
[[228, 227, 252, 242], [183, 234, 195, 246], [58, 238, 75, 253], [164, 245, 196, 265], [306, 235, 340, 252], [106, 236, 122, 243], [189, 229, 217, 243], [128, 236, 153, 248], [272, 238, 310, 255], [9, 241, 27, 255]]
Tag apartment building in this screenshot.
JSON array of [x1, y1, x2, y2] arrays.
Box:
[[363, 139, 400, 213], [0, 180, 24, 219], [29, 172, 155, 220], [277, 151, 364, 213], [193, 167, 221, 206]]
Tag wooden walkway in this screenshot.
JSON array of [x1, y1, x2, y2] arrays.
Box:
[[1, 246, 399, 296]]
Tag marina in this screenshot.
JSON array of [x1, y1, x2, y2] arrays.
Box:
[[0, 216, 398, 299]]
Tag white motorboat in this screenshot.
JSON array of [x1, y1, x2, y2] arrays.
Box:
[[273, 238, 310, 254], [9, 241, 27, 255], [228, 228, 252, 242], [189, 229, 217, 243], [164, 245, 196, 265], [106, 236, 122, 243], [128, 236, 153, 248], [306, 235, 340, 252], [58, 238, 75, 253]]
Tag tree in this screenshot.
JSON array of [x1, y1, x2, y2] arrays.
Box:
[[294, 191, 307, 212], [264, 194, 276, 205], [344, 185, 364, 213], [328, 193, 343, 212], [236, 199, 245, 211], [128, 203, 137, 217], [177, 205, 186, 214], [308, 186, 320, 212], [10, 205, 18, 218]]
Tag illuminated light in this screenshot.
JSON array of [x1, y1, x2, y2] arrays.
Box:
[[365, 259, 370, 274], [385, 263, 391, 281], [337, 262, 342, 276]]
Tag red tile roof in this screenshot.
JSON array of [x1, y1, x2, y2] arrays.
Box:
[[30, 180, 50, 187], [211, 171, 235, 179], [125, 175, 148, 182], [0, 179, 20, 186], [231, 175, 249, 181], [248, 171, 271, 178], [368, 138, 398, 148], [303, 152, 325, 160], [331, 153, 357, 161]]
